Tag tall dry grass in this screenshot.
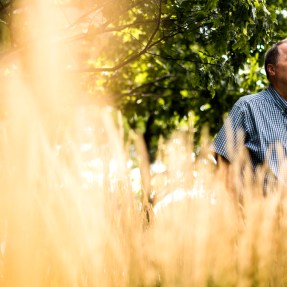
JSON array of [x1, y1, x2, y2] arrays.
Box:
[[0, 1, 286, 287]]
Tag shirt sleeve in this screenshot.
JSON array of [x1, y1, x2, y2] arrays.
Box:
[[212, 100, 247, 162]]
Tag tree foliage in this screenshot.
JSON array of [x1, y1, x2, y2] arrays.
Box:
[[0, 0, 286, 161]]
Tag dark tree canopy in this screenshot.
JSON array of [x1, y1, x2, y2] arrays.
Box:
[[0, 0, 286, 161]]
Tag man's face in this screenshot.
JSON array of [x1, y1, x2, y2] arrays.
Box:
[[274, 43, 287, 85]]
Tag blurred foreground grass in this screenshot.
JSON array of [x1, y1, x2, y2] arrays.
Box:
[[0, 97, 287, 287], [0, 1, 286, 286]]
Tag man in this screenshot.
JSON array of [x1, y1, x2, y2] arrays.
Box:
[[213, 39, 287, 189]]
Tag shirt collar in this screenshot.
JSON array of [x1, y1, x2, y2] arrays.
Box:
[[267, 85, 287, 113]]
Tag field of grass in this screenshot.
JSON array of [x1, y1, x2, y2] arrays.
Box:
[[0, 2, 286, 286], [1, 103, 287, 287]]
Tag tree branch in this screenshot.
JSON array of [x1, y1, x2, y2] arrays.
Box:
[[121, 74, 176, 96], [62, 18, 160, 44], [146, 51, 222, 66], [71, 1, 185, 73], [66, 0, 145, 31], [0, 0, 171, 73]]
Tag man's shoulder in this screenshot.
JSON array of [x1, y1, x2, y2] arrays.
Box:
[[235, 89, 270, 107]]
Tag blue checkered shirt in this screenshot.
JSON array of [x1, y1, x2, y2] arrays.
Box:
[[213, 85, 287, 178]]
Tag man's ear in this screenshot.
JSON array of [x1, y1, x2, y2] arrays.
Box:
[[267, 63, 276, 77]]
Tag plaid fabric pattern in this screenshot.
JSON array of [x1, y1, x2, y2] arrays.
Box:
[[213, 85, 287, 177]]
